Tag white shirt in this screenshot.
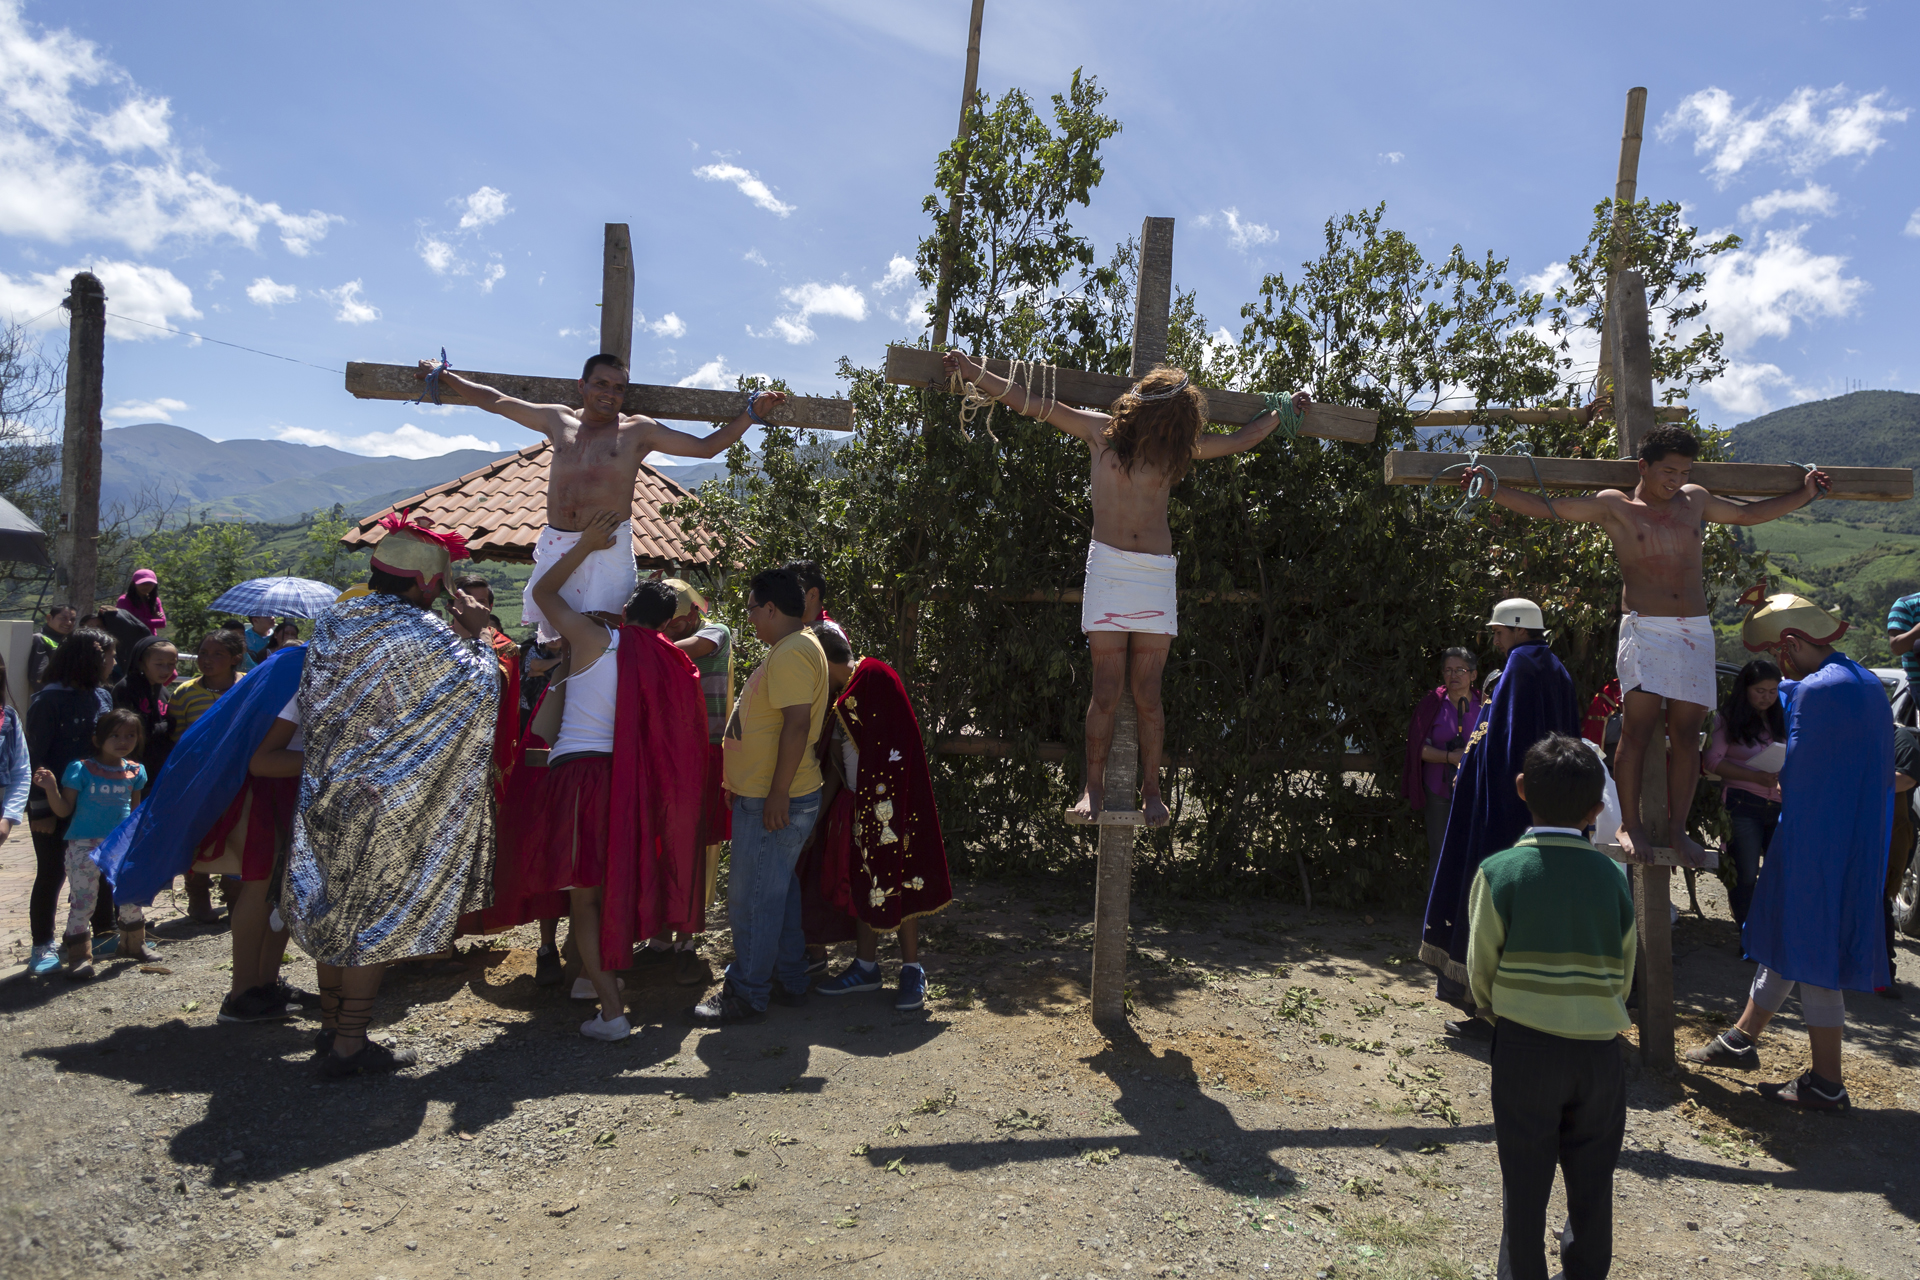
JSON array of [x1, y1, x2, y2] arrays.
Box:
[[276, 696, 304, 753], [551, 629, 620, 760]]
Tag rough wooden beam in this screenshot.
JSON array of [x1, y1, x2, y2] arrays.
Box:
[[344, 361, 853, 432], [601, 223, 635, 367], [1383, 451, 1911, 502], [1410, 405, 1690, 426], [885, 346, 1378, 444]]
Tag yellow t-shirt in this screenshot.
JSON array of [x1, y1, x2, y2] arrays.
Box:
[[722, 628, 828, 799]]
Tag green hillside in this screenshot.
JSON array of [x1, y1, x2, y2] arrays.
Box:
[[1732, 390, 1920, 470]]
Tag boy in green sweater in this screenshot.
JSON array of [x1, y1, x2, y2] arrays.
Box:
[[1467, 732, 1636, 1280]]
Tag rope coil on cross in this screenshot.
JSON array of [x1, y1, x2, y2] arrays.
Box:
[[1424, 442, 1560, 521], [946, 357, 1058, 442]]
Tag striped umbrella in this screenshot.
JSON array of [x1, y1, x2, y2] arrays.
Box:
[[208, 576, 346, 619]]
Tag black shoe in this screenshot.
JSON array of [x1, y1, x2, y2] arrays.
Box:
[[687, 984, 766, 1027], [1443, 1018, 1491, 1040], [1685, 1031, 1758, 1069], [534, 946, 563, 987], [771, 984, 809, 1008], [275, 978, 323, 1012], [218, 984, 293, 1024], [630, 945, 676, 970], [805, 954, 829, 977], [1759, 1070, 1850, 1112], [674, 950, 714, 987], [319, 1040, 419, 1079], [312, 1029, 335, 1058]]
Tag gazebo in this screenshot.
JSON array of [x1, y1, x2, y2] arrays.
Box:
[[340, 441, 721, 568]]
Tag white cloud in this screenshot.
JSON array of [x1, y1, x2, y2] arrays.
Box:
[[246, 276, 296, 307], [557, 326, 597, 340], [1218, 207, 1278, 253], [420, 237, 457, 274], [743, 248, 768, 267], [104, 396, 186, 423], [0, 3, 341, 253], [676, 356, 738, 390], [1705, 361, 1812, 417], [321, 279, 380, 325], [1739, 181, 1838, 223], [0, 258, 199, 339], [873, 255, 917, 293], [1699, 224, 1865, 353], [270, 423, 502, 459], [646, 311, 687, 339], [1660, 84, 1909, 185], [1905, 208, 1920, 237], [1379, 151, 1405, 164], [693, 162, 795, 217], [480, 261, 505, 292], [455, 185, 510, 230], [755, 281, 867, 345]]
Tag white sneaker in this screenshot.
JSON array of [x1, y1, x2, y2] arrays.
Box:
[[570, 976, 626, 1001], [580, 1013, 631, 1042]]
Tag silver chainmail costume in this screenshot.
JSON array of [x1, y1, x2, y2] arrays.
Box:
[[282, 591, 500, 966]]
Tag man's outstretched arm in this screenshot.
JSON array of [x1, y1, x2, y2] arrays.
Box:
[[939, 351, 1107, 443], [419, 363, 566, 437], [1195, 392, 1311, 459], [1701, 469, 1828, 526], [1468, 467, 1614, 524], [641, 391, 787, 460]]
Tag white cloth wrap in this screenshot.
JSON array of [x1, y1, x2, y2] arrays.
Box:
[[522, 521, 637, 642], [1080, 539, 1178, 636], [1616, 612, 1716, 708]]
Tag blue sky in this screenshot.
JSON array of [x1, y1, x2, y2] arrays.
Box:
[[1, 0, 1914, 463]]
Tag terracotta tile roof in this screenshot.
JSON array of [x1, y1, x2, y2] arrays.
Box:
[[340, 442, 719, 566]]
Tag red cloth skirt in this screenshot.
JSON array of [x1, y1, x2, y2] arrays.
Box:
[[510, 755, 614, 892], [800, 788, 860, 945], [191, 775, 299, 882], [698, 742, 730, 846]]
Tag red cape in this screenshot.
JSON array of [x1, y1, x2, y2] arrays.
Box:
[[457, 638, 539, 937], [803, 657, 951, 936]]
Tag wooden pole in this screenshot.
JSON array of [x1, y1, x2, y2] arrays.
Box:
[[57, 272, 105, 613], [1610, 270, 1657, 461], [602, 223, 635, 367], [929, 0, 986, 348], [1090, 216, 1175, 1033], [1594, 87, 1647, 401]]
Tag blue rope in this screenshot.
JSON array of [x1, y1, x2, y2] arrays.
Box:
[[415, 347, 451, 406], [1423, 444, 1561, 521], [1260, 391, 1304, 439], [1786, 460, 1830, 498]]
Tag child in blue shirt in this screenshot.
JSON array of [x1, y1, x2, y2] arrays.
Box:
[[34, 709, 149, 977]]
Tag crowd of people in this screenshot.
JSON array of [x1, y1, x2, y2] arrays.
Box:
[[17, 524, 955, 1083]]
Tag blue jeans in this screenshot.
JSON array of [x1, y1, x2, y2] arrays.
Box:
[[1724, 788, 1779, 926], [724, 791, 822, 1011]]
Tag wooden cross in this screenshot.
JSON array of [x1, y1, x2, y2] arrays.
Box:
[[1385, 91, 1910, 1070], [342, 222, 856, 439], [889, 216, 1380, 1033]]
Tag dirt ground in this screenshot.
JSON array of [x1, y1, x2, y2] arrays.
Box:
[[3, 871, 1917, 1280]]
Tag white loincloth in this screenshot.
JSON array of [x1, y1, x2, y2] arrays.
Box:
[[1616, 612, 1716, 708], [1081, 539, 1177, 636], [522, 521, 637, 642]]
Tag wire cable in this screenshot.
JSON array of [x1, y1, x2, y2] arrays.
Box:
[[102, 312, 343, 375]]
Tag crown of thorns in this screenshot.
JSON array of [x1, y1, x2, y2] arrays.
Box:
[[1129, 372, 1190, 401]]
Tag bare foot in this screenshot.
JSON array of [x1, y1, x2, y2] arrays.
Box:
[[1616, 824, 1655, 865], [1069, 784, 1105, 823], [1671, 829, 1716, 870], [1142, 792, 1170, 828]]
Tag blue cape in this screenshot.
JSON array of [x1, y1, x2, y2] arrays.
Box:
[[1419, 640, 1579, 1011], [1743, 652, 1893, 992], [94, 646, 305, 906]]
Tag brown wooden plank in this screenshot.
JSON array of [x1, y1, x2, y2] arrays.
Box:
[[1383, 450, 1912, 502], [344, 361, 853, 432], [885, 346, 1378, 444], [600, 223, 635, 367], [1409, 405, 1690, 426]]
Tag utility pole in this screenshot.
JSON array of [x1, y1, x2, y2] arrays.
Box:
[[57, 272, 106, 613], [930, 0, 986, 348]]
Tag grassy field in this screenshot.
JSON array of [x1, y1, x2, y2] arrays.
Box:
[[1747, 510, 1920, 571]]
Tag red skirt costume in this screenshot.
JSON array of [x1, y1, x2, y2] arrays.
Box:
[[801, 657, 952, 941], [190, 774, 299, 882]]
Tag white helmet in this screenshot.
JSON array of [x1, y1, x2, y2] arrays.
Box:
[[1487, 597, 1546, 630]]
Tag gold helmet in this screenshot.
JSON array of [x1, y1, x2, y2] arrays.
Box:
[[1738, 582, 1847, 653]]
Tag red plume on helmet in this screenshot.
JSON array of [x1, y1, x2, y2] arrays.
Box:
[[370, 509, 472, 589], [376, 509, 471, 561]]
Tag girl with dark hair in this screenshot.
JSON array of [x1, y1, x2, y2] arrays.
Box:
[[34, 708, 150, 976], [1704, 658, 1787, 925], [117, 569, 168, 636], [113, 635, 180, 778], [24, 627, 117, 976]]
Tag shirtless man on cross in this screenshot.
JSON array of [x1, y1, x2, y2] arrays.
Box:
[[420, 354, 784, 637], [1465, 425, 1826, 866], [941, 351, 1308, 827]]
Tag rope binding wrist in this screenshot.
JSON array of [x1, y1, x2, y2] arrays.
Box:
[[746, 389, 773, 427], [1259, 391, 1304, 440], [1787, 460, 1829, 497], [414, 347, 452, 407]]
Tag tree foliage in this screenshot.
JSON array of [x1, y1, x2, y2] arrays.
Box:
[[667, 77, 1752, 905]]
